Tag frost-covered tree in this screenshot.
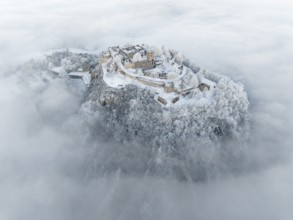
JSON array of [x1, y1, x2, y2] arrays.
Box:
[[174, 52, 183, 64], [153, 46, 163, 57], [162, 46, 171, 59]]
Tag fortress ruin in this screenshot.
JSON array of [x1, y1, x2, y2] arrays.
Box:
[[99, 44, 215, 106]]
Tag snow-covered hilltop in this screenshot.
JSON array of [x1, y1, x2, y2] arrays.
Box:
[[17, 46, 250, 180], [99, 44, 216, 107], [86, 44, 249, 149], [18, 45, 249, 146]]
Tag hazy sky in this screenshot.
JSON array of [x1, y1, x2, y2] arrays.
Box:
[[0, 0, 293, 219]]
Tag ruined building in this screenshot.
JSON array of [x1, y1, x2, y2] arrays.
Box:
[[99, 44, 215, 106]]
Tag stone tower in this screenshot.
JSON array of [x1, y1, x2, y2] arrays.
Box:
[[147, 50, 153, 61]]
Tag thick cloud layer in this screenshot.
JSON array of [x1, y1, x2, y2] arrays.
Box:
[[1, 0, 293, 219]]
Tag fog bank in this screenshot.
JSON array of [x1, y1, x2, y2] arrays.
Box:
[[0, 0, 293, 219]]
